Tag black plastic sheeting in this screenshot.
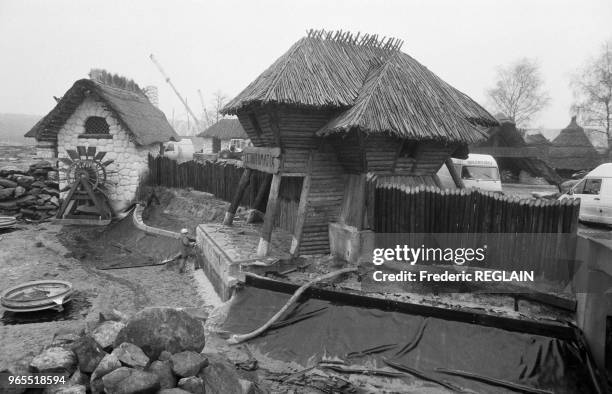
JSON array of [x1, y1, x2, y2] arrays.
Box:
[[224, 285, 601, 394]]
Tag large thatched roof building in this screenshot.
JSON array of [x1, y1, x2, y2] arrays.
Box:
[[219, 30, 496, 258], [25, 70, 179, 211], [547, 116, 602, 174]]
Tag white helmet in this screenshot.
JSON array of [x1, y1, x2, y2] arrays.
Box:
[[180, 228, 189, 234]]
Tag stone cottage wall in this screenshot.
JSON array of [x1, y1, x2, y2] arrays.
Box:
[[57, 96, 159, 212]]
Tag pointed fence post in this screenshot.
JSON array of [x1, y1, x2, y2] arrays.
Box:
[[257, 174, 282, 257], [223, 168, 252, 226]]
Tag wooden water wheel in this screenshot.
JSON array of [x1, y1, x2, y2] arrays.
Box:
[[56, 146, 116, 224]]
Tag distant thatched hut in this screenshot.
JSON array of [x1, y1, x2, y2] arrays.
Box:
[[547, 116, 602, 177], [470, 115, 561, 185], [25, 70, 179, 211], [197, 118, 249, 153], [525, 132, 551, 148], [221, 30, 496, 258]]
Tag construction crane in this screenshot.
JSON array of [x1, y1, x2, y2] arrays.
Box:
[[149, 54, 201, 130]]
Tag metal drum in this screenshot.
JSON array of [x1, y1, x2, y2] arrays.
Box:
[[1, 280, 73, 312]]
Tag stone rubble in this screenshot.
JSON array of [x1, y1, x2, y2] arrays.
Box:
[[0, 307, 263, 393], [0, 161, 59, 221]]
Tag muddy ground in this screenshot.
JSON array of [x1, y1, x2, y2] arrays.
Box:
[[0, 221, 214, 370]]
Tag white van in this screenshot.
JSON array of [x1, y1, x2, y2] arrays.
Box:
[[559, 163, 612, 226], [164, 139, 195, 163], [437, 154, 502, 192]]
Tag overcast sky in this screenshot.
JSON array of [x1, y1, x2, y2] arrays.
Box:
[[0, 0, 610, 129]]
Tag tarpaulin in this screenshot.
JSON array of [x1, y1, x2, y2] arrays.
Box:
[[223, 285, 601, 393]]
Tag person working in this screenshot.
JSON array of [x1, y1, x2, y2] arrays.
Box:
[[178, 228, 196, 273]]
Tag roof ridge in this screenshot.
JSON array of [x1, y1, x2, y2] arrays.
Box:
[[306, 29, 404, 51]]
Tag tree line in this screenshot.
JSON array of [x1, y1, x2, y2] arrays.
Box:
[[486, 39, 612, 141]]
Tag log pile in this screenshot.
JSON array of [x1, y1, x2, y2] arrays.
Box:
[[0, 161, 60, 221]]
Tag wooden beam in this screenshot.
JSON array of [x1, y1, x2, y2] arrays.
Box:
[[445, 158, 464, 188], [290, 151, 314, 256], [257, 174, 282, 257], [223, 168, 252, 226], [246, 173, 272, 224], [56, 179, 80, 219]]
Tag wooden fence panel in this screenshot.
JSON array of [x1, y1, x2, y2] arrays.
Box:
[[143, 155, 268, 208], [368, 179, 581, 282]]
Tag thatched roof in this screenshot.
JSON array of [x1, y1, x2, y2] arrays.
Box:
[[197, 118, 247, 140], [547, 117, 602, 170], [524, 132, 551, 146], [473, 115, 561, 184], [222, 30, 496, 144], [25, 76, 179, 146]]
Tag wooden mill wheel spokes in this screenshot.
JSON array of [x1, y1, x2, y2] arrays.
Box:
[[59, 146, 116, 192]]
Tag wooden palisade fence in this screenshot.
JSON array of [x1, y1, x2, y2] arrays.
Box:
[[145, 155, 268, 208], [371, 181, 581, 282]]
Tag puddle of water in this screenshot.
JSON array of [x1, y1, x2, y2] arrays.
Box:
[[1, 291, 92, 325]]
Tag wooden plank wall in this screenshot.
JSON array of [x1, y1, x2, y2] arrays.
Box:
[[299, 150, 346, 255]]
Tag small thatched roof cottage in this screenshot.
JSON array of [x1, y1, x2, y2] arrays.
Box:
[[197, 118, 249, 153], [25, 70, 179, 212], [219, 30, 496, 258], [547, 116, 602, 175]]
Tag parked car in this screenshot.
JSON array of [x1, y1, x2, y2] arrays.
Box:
[[559, 163, 612, 226]]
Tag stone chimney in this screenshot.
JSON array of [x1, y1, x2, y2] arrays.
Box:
[[143, 85, 159, 107]]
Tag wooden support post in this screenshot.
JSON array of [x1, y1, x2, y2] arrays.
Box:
[[223, 168, 252, 226], [246, 173, 273, 224], [445, 158, 464, 189], [257, 174, 282, 257], [290, 151, 314, 256]]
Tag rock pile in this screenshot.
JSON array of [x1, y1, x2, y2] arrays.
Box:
[[0, 161, 60, 221], [0, 307, 260, 394]]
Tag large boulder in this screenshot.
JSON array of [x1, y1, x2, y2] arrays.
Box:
[[178, 376, 205, 394], [111, 343, 149, 369], [170, 351, 208, 378], [147, 360, 176, 389], [102, 367, 160, 394], [71, 336, 106, 373], [198, 353, 244, 394], [91, 321, 125, 349], [114, 308, 206, 359], [91, 353, 122, 381], [30, 347, 76, 374]]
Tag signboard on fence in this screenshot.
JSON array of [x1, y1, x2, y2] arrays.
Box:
[[242, 147, 281, 173]]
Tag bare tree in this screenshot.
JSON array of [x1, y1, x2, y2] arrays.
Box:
[[486, 58, 550, 128], [207, 90, 228, 124], [571, 40, 612, 141]]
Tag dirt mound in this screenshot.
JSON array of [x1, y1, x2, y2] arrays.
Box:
[[142, 188, 247, 233]]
